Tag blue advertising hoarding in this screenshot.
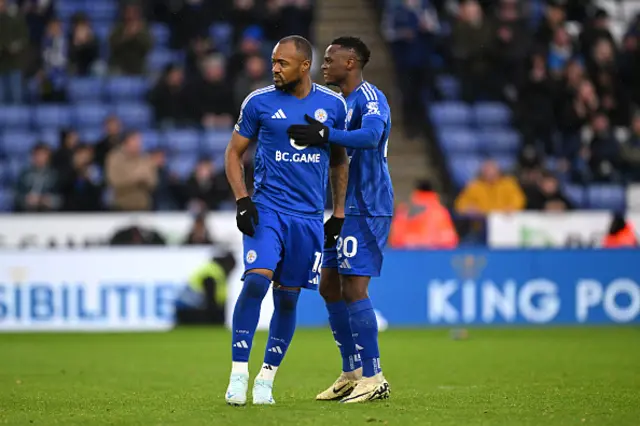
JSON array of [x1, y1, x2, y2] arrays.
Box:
[[295, 249, 640, 327]]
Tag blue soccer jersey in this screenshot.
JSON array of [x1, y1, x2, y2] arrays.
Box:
[[344, 81, 394, 217], [235, 84, 348, 217]]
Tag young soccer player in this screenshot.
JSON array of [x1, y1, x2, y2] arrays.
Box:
[[287, 36, 393, 403], [224, 35, 349, 406]]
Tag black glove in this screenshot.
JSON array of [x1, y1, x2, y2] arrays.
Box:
[[324, 215, 344, 249], [287, 114, 330, 147], [236, 196, 259, 237]]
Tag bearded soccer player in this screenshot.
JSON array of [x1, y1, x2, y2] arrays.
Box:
[[224, 35, 349, 406], [287, 36, 393, 403]]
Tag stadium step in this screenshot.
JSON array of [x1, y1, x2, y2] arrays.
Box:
[[314, 0, 439, 202]]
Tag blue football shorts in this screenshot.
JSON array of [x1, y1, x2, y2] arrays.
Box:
[[243, 203, 324, 290], [322, 215, 392, 277]]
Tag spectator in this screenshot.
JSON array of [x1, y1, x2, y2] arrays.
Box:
[[149, 148, 180, 211], [68, 13, 100, 76], [547, 27, 574, 80], [389, 179, 458, 249], [621, 114, 640, 181], [602, 213, 638, 248], [185, 158, 231, 212], [526, 171, 573, 211], [493, 0, 530, 94], [586, 111, 621, 182], [534, 0, 566, 49], [0, 0, 29, 104], [148, 64, 190, 128], [14, 143, 61, 212], [517, 52, 556, 155], [620, 31, 640, 109], [108, 3, 153, 75], [190, 55, 235, 129], [60, 144, 103, 211], [263, 0, 286, 43], [233, 54, 270, 112], [230, 0, 261, 44], [183, 213, 214, 245], [227, 25, 267, 82], [278, 0, 314, 42], [579, 8, 615, 61], [385, 0, 440, 137], [19, 0, 55, 49], [185, 34, 218, 77], [52, 129, 80, 178], [561, 79, 599, 149], [106, 131, 158, 211], [95, 115, 123, 170], [38, 17, 67, 102], [167, 0, 216, 50], [455, 159, 525, 215], [588, 38, 628, 126], [451, 0, 496, 102]]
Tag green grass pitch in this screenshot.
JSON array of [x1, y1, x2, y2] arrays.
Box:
[[1, 327, 639, 425]]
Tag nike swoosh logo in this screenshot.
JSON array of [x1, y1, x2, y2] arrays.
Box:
[[333, 383, 349, 394], [240, 210, 247, 215]]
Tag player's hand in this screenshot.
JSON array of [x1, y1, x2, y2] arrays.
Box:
[[236, 196, 259, 237], [324, 215, 344, 249], [287, 114, 330, 146]]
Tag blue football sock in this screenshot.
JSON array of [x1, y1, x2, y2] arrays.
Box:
[[348, 298, 381, 378], [263, 287, 300, 367], [231, 273, 271, 363], [327, 300, 362, 373]]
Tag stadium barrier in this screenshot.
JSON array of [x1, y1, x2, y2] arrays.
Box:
[[1, 246, 638, 332], [489, 211, 640, 247]]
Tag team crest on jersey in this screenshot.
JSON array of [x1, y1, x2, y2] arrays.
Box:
[[246, 250, 257, 264], [346, 108, 353, 122], [365, 101, 380, 116], [314, 108, 328, 123]]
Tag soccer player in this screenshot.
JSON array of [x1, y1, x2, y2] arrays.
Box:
[[223, 35, 349, 406], [287, 37, 393, 403]]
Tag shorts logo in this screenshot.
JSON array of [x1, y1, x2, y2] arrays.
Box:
[[314, 108, 328, 123], [246, 250, 257, 264]]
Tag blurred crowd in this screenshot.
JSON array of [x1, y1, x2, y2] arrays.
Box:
[[385, 0, 640, 216], [0, 0, 313, 213]]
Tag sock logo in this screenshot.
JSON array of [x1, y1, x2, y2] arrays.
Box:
[[233, 340, 249, 349], [263, 364, 273, 370], [268, 346, 283, 354]]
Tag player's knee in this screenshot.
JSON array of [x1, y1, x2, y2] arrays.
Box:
[[243, 272, 271, 299], [341, 276, 369, 303], [273, 287, 300, 313], [319, 270, 342, 303]]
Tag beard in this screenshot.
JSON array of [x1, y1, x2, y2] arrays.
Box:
[[275, 76, 302, 93]]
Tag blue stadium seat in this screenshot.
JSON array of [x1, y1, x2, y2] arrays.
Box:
[[56, 1, 82, 21], [163, 130, 201, 154], [93, 22, 111, 44], [202, 131, 229, 155], [1, 130, 38, 156], [429, 102, 471, 126], [587, 185, 626, 211], [448, 155, 482, 188], [438, 128, 480, 154], [151, 23, 171, 47], [0, 188, 13, 212], [141, 130, 161, 151], [105, 77, 149, 101], [68, 77, 104, 103], [74, 103, 111, 127], [436, 75, 460, 100], [114, 103, 152, 129], [478, 128, 521, 154], [85, 1, 118, 21], [493, 154, 517, 174], [168, 155, 198, 179], [0, 106, 31, 129], [148, 49, 182, 71], [210, 23, 234, 56], [564, 184, 585, 208], [79, 127, 103, 144], [474, 102, 512, 126], [39, 129, 61, 148], [34, 105, 72, 129], [0, 161, 9, 185]]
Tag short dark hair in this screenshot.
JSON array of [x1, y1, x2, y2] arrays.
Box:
[[279, 35, 313, 62], [330, 36, 371, 68]]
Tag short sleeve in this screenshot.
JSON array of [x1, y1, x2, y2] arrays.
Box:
[[359, 93, 389, 124], [333, 96, 348, 130], [234, 93, 260, 139]]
